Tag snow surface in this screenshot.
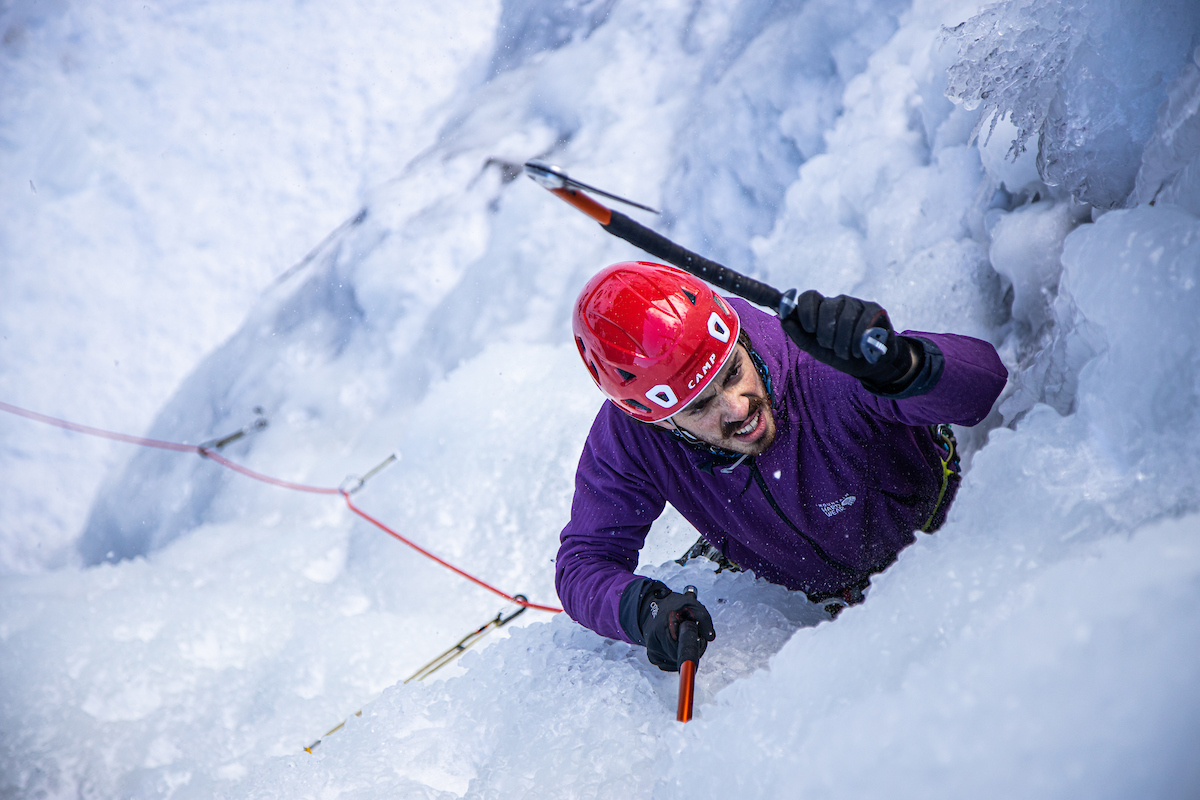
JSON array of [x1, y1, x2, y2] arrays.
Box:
[[2, 0, 1200, 797]]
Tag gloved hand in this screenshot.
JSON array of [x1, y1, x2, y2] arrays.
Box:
[[780, 290, 920, 390], [637, 581, 716, 672]]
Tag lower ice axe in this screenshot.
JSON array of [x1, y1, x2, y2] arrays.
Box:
[[676, 585, 703, 723], [523, 161, 892, 364]]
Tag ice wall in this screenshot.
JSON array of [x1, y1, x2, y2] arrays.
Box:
[[661, 0, 907, 270], [77, 0, 918, 565], [1130, 47, 1200, 216], [944, 0, 1200, 208]]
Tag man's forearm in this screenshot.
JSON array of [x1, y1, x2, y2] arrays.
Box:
[[857, 331, 1008, 427]]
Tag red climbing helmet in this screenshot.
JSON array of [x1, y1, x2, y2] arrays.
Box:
[[573, 261, 741, 423]]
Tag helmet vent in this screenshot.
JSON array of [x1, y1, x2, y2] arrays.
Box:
[[616, 368, 636, 383], [587, 360, 600, 382], [623, 399, 652, 413], [681, 288, 697, 305]]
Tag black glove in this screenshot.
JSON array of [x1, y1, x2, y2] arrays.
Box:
[[637, 581, 716, 672], [780, 290, 920, 390]]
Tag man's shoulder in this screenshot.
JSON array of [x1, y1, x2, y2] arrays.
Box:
[[587, 401, 664, 453], [580, 401, 685, 484], [727, 296, 778, 333]]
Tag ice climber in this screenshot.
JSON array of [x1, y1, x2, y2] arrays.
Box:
[[556, 260, 1008, 671]]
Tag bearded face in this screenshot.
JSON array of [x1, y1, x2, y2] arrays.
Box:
[[654, 344, 777, 456]]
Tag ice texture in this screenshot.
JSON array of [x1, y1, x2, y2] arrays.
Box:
[[487, 0, 617, 78], [661, 0, 907, 272], [944, 0, 1200, 208], [1130, 47, 1200, 215], [2, 0, 1200, 797]]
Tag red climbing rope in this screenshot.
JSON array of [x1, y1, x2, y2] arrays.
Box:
[[0, 400, 199, 453], [198, 447, 340, 495], [0, 399, 561, 613], [342, 491, 562, 613]]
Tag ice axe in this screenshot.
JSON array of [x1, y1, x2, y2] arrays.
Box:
[[523, 160, 891, 363], [675, 585, 702, 723]]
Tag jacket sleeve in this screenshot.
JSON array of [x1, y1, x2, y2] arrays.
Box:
[[856, 331, 1008, 426], [555, 410, 666, 643]]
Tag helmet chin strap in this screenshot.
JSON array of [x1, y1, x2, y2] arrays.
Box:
[[664, 417, 752, 473], [665, 417, 700, 442], [721, 453, 751, 474]]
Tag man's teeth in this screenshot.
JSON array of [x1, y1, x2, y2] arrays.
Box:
[[735, 411, 759, 436]]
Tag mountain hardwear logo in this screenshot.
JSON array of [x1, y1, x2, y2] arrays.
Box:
[[818, 495, 856, 517]]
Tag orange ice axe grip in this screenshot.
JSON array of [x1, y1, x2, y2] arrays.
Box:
[[550, 187, 612, 225]]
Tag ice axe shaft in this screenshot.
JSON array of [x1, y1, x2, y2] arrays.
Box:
[[603, 209, 784, 311], [676, 626, 699, 722], [676, 585, 702, 723]]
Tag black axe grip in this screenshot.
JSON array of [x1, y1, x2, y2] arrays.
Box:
[[604, 211, 783, 311], [677, 619, 702, 666]]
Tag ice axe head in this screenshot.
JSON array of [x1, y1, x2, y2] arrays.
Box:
[[524, 160, 660, 214], [524, 161, 569, 190]]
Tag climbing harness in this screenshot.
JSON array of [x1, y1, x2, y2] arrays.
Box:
[[921, 423, 961, 533], [673, 425, 963, 618], [809, 578, 872, 619]]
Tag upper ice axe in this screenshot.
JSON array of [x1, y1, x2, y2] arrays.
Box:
[[523, 160, 891, 364], [525, 161, 662, 214]]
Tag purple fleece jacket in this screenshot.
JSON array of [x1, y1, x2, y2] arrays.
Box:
[[555, 299, 1008, 643]]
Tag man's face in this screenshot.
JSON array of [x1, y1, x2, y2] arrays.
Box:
[[653, 343, 777, 455]]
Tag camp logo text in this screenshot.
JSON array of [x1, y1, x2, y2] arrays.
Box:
[[688, 352, 718, 390]]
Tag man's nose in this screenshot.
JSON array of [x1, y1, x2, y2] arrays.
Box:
[[718, 389, 750, 422]]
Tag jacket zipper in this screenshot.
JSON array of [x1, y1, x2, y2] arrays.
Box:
[[747, 458, 862, 577]]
